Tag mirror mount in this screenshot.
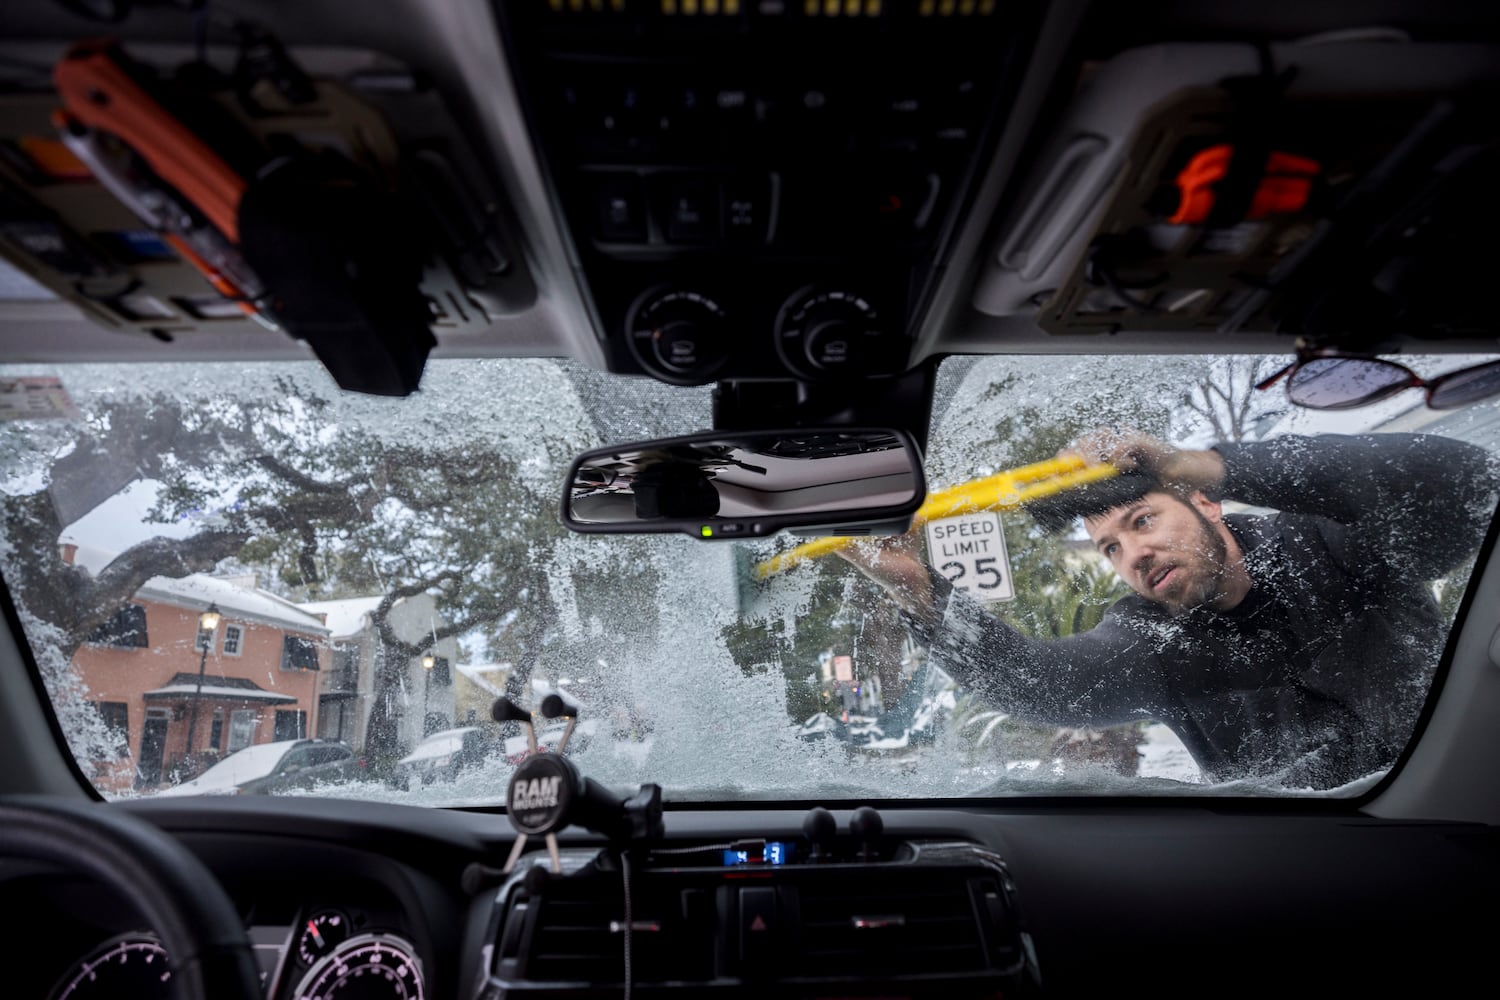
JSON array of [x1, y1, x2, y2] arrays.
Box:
[[562, 427, 926, 540], [711, 363, 938, 453]]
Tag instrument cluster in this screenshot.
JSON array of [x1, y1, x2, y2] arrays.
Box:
[[13, 880, 427, 1000], [278, 920, 425, 1000]]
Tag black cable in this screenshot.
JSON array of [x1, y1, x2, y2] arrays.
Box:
[[621, 850, 634, 1000], [648, 841, 738, 855]]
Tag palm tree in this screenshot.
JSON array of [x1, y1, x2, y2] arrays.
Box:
[[951, 552, 1148, 771]]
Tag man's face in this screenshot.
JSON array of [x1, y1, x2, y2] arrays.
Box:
[[1084, 491, 1233, 614]]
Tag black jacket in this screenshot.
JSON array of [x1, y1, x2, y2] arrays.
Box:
[[908, 433, 1496, 789]]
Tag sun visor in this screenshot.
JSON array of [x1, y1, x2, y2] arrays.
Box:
[[0, 36, 533, 384]]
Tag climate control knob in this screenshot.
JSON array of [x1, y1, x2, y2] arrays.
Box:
[[775, 288, 897, 378], [625, 288, 732, 385]]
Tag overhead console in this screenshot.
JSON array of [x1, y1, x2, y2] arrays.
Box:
[[972, 38, 1500, 350], [495, 0, 1040, 388]]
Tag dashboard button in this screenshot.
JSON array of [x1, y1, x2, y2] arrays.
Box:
[[595, 175, 646, 242], [739, 886, 778, 971], [652, 320, 704, 372], [723, 175, 771, 245], [662, 176, 714, 242]]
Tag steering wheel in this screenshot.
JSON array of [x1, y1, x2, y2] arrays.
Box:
[[0, 795, 261, 1000]]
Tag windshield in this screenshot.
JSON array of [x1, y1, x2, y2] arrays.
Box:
[[2, 355, 1496, 804]]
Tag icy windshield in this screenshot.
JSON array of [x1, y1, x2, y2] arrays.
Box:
[[1, 355, 1496, 804]]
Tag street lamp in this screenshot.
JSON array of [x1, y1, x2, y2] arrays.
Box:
[[422, 652, 435, 735], [184, 602, 221, 755]]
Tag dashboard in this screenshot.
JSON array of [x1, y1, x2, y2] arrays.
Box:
[[5, 794, 1498, 998]]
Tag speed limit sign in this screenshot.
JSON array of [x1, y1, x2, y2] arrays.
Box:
[[924, 512, 1014, 602]]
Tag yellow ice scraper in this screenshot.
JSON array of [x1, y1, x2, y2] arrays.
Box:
[[752, 454, 1119, 579]]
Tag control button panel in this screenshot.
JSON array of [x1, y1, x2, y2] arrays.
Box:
[[500, 2, 1033, 383]]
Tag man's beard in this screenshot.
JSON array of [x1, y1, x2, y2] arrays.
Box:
[[1161, 506, 1231, 616]]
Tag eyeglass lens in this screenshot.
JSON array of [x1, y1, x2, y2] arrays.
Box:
[[1427, 360, 1500, 409], [1285, 358, 1412, 409]]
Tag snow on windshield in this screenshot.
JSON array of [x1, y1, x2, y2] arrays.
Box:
[[1, 355, 1496, 806]]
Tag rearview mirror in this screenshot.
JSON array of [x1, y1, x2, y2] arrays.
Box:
[[561, 428, 925, 539]]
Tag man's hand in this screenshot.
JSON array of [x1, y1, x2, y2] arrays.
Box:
[[1062, 427, 1226, 493], [835, 528, 939, 621]]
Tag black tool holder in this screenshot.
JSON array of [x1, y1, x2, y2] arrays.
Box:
[[493, 695, 663, 874]]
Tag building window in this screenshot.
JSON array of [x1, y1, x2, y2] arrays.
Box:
[[222, 623, 243, 656], [330, 643, 359, 691], [85, 604, 148, 648], [431, 655, 452, 686], [274, 709, 307, 741], [281, 635, 320, 671], [209, 708, 224, 750], [194, 624, 214, 652], [227, 710, 257, 751], [93, 701, 129, 758]]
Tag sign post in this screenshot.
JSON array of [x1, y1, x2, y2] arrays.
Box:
[[923, 511, 1014, 602]]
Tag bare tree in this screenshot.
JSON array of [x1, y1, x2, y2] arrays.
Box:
[[1179, 357, 1286, 443], [1, 386, 564, 771]]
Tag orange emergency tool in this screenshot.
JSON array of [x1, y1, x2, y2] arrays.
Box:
[[50, 40, 264, 315], [42, 38, 435, 397], [52, 40, 247, 242], [1169, 143, 1320, 226]]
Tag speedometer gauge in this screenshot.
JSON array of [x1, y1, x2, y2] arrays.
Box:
[[298, 909, 350, 965], [47, 933, 171, 1000], [292, 932, 424, 1000]]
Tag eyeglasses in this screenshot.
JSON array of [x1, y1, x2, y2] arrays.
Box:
[[1255, 349, 1500, 411]]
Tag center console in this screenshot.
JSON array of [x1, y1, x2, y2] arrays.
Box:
[[480, 822, 1036, 999]]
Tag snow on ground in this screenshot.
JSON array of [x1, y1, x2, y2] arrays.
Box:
[[1138, 723, 1202, 783]]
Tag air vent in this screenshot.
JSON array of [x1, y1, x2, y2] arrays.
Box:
[[788, 868, 1010, 979], [494, 870, 715, 988], [525, 893, 623, 984]]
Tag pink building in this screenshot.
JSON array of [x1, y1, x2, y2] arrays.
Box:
[[66, 549, 329, 790]]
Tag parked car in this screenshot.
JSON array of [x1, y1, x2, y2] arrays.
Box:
[[390, 727, 496, 790], [503, 718, 599, 765], [155, 739, 364, 797]]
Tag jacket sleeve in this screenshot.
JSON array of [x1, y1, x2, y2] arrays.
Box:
[[1214, 433, 1498, 581], [906, 571, 1170, 729]]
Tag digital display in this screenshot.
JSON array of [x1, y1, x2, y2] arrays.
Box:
[[722, 841, 792, 865]]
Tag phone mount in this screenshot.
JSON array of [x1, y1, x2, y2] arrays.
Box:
[[494, 695, 663, 874]]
